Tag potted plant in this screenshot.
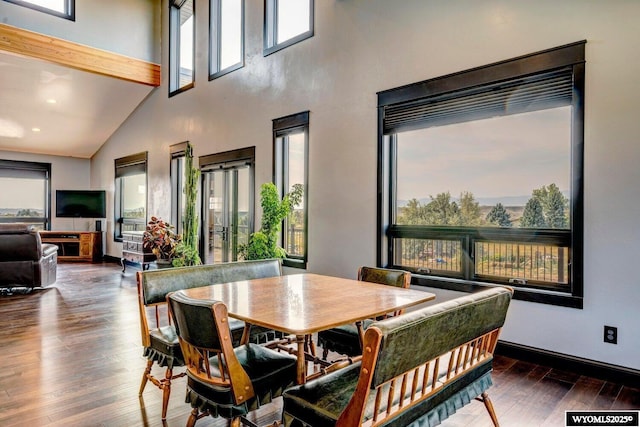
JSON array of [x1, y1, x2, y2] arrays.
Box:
[[172, 142, 202, 267], [239, 182, 303, 260], [143, 216, 181, 268]]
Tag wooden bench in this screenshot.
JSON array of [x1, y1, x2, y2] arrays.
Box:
[[283, 286, 513, 427]]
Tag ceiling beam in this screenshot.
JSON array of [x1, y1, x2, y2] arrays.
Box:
[[0, 23, 160, 86]]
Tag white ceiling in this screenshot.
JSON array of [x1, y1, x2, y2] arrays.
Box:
[[0, 51, 155, 159]]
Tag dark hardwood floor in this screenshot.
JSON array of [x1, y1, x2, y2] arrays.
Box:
[[0, 262, 638, 426]]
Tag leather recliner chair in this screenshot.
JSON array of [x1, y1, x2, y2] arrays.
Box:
[[0, 224, 58, 291]]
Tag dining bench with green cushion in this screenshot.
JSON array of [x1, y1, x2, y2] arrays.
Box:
[[136, 258, 285, 420], [282, 286, 513, 427]]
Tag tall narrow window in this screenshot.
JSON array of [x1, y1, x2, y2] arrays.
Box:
[[170, 142, 188, 235], [210, 0, 244, 79], [114, 152, 147, 241], [378, 42, 585, 308], [264, 0, 313, 56], [273, 111, 309, 268], [169, 0, 195, 96], [0, 159, 50, 230], [2, 0, 75, 20]]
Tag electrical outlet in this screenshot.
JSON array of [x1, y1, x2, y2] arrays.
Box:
[[604, 325, 617, 344]]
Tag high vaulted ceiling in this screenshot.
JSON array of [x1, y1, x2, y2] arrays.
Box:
[[0, 24, 160, 159]]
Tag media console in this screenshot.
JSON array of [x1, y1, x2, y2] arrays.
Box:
[[39, 231, 102, 262]]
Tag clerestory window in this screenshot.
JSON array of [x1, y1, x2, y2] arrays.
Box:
[[209, 0, 244, 79], [169, 0, 195, 96], [264, 0, 313, 56], [377, 41, 585, 308], [3, 0, 74, 20]]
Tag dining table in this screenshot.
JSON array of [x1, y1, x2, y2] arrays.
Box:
[[180, 272, 436, 384]]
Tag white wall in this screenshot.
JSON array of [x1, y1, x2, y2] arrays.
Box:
[[0, 150, 91, 230], [0, 0, 160, 62], [91, 0, 640, 371]]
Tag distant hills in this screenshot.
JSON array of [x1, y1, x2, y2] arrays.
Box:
[[0, 208, 43, 216]]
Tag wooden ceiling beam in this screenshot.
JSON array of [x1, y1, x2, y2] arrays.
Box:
[[0, 23, 160, 86]]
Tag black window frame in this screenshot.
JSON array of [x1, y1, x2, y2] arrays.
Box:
[[169, 0, 195, 97], [114, 152, 147, 241], [2, 0, 75, 21], [209, 0, 245, 80], [170, 142, 188, 236], [263, 0, 314, 57], [0, 159, 51, 230], [377, 41, 585, 309], [273, 111, 309, 269]]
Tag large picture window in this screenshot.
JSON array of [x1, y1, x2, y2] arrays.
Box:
[[209, 0, 244, 79], [378, 42, 585, 308], [114, 152, 147, 241], [273, 111, 309, 269], [169, 0, 195, 96], [0, 159, 50, 230]]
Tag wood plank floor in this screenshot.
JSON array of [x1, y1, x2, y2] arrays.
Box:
[[0, 262, 638, 426]]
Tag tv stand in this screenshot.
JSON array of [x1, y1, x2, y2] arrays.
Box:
[[40, 231, 102, 262]]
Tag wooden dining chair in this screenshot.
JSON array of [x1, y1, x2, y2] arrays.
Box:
[[316, 266, 411, 360], [167, 290, 298, 427], [137, 271, 248, 420]]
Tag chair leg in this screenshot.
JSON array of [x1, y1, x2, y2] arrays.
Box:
[[139, 359, 154, 395], [229, 417, 241, 427], [187, 407, 199, 427], [161, 367, 173, 420], [481, 391, 500, 427]]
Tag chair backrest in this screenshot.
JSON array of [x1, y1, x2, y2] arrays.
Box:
[[0, 224, 41, 261], [358, 266, 411, 317], [167, 290, 254, 405], [337, 286, 513, 426], [136, 259, 282, 347]]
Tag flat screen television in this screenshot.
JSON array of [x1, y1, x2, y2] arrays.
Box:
[[56, 190, 106, 218]]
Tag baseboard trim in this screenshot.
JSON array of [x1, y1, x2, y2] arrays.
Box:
[[103, 255, 121, 264], [496, 341, 640, 387]]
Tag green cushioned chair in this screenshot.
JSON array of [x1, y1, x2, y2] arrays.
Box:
[[283, 286, 513, 427], [168, 290, 297, 427], [136, 259, 286, 420], [317, 266, 411, 360]]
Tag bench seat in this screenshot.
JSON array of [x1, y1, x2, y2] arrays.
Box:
[[283, 287, 513, 427]]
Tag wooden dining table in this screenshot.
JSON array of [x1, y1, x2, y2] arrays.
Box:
[[180, 273, 436, 384]]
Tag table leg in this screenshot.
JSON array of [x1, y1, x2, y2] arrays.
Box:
[[295, 335, 306, 384], [355, 320, 365, 351]]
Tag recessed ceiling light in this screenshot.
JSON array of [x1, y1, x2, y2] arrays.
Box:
[[46, 99, 57, 104], [32, 127, 41, 132]]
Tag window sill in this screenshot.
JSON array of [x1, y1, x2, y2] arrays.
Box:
[[411, 274, 583, 309], [283, 258, 306, 269]]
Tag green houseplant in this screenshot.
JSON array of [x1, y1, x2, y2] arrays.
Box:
[[172, 142, 202, 267], [143, 216, 181, 267], [239, 182, 303, 260]]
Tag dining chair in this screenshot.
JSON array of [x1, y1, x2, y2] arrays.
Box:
[[167, 290, 298, 427], [137, 272, 247, 420], [316, 266, 411, 360]]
